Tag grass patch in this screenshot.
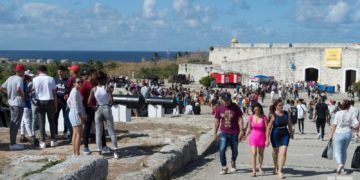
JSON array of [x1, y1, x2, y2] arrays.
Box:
[[22, 159, 64, 177]]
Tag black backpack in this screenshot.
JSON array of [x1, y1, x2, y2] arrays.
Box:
[[351, 146, 360, 169]]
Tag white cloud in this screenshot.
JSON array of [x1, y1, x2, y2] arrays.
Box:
[[93, 3, 103, 15], [143, 0, 156, 18], [325, 1, 349, 23], [185, 19, 198, 27], [173, 0, 188, 13]]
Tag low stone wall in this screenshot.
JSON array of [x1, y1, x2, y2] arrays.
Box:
[[25, 156, 108, 180], [117, 136, 198, 180], [197, 129, 216, 156]]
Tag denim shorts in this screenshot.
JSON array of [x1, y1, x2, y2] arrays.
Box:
[[69, 109, 81, 126]]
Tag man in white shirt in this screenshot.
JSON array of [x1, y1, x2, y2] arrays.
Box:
[[184, 102, 194, 115], [1, 64, 26, 150], [283, 100, 291, 112], [296, 99, 307, 134], [33, 65, 58, 148]]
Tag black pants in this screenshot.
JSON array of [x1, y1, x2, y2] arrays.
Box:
[[54, 100, 68, 136], [316, 118, 326, 139], [83, 107, 106, 148], [298, 118, 304, 133], [37, 100, 56, 141]]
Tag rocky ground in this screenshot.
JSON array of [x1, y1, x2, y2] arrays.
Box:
[[0, 105, 213, 179]]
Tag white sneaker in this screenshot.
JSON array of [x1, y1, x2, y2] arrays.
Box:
[[101, 146, 111, 154], [83, 147, 91, 155], [219, 167, 228, 175], [39, 141, 46, 149], [9, 144, 24, 150], [229, 161, 236, 173], [50, 140, 58, 147], [114, 152, 119, 159], [317, 133, 321, 139]]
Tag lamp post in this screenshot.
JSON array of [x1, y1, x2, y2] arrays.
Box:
[[205, 66, 212, 77]]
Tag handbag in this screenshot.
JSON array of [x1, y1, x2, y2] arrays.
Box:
[[351, 146, 360, 169], [322, 138, 333, 160]]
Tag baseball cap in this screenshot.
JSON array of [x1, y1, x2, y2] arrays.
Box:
[[24, 70, 34, 77], [68, 65, 80, 72], [221, 93, 231, 101], [15, 64, 26, 71]]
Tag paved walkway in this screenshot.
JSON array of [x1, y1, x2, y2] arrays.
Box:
[[174, 93, 360, 180]]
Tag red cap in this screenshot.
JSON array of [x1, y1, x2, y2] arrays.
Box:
[[68, 65, 80, 72], [15, 64, 26, 71]]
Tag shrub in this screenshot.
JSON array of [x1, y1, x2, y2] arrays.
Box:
[[199, 76, 214, 87], [352, 81, 360, 92]]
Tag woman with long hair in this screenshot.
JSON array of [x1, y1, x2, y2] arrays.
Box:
[[266, 99, 293, 179], [329, 100, 359, 174], [245, 103, 267, 177], [67, 77, 86, 155], [88, 71, 119, 158]]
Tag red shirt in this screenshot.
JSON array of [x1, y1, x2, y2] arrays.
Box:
[[66, 76, 75, 94], [80, 80, 95, 107], [215, 103, 242, 134]]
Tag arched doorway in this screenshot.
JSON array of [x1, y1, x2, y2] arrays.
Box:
[[345, 69, 357, 92], [304, 68, 319, 81]]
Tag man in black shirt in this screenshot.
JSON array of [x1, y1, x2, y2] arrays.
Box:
[[314, 99, 328, 141], [54, 65, 71, 141]]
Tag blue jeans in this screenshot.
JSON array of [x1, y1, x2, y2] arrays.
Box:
[[334, 131, 352, 165], [219, 132, 239, 167]]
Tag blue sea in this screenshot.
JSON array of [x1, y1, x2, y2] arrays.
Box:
[[0, 50, 180, 62]]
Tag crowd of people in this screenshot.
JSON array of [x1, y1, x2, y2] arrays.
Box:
[[212, 81, 360, 178], [1, 64, 122, 158], [1, 64, 360, 177], [0, 64, 206, 157]]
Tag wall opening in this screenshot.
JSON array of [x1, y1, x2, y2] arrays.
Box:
[[345, 70, 356, 92], [305, 68, 319, 81]]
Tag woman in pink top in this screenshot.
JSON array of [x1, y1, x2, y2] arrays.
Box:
[[245, 103, 267, 177]]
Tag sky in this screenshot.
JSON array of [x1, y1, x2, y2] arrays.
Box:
[[0, 0, 360, 51]]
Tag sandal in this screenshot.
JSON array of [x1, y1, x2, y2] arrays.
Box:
[[251, 172, 256, 177], [278, 172, 284, 179], [259, 169, 265, 176]]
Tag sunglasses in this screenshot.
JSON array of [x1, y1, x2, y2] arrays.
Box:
[[76, 81, 83, 84]]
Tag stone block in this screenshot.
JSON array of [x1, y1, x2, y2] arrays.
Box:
[[25, 156, 108, 180]]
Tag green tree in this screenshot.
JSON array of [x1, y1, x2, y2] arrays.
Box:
[[352, 81, 360, 93], [151, 52, 160, 63], [95, 61, 104, 70], [199, 76, 214, 87]]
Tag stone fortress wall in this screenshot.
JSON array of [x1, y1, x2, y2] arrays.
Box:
[[180, 40, 360, 92]]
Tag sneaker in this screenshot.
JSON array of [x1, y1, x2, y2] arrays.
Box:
[[301, 131, 305, 135], [9, 144, 25, 150], [114, 152, 119, 159], [20, 135, 26, 143], [101, 146, 111, 154], [219, 167, 228, 175], [50, 140, 59, 147], [336, 165, 344, 175], [317, 133, 321, 139], [84, 147, 91, 155], [39, 141, 46, 149], [30, 136, 37, 146], [229, 160, 236, 173]]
